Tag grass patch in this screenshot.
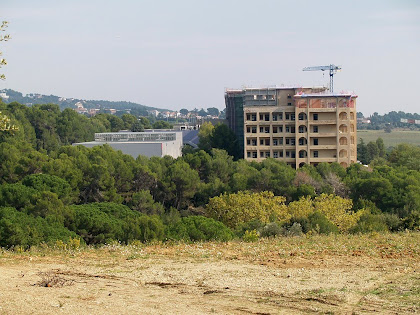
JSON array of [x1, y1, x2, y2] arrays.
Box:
[[357, 129, 420, 147]]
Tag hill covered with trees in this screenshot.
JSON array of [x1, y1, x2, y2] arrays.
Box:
[[1, 89, 165, 113]]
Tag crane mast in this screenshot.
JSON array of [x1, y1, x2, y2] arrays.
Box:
[[302, 64, 341, 93]]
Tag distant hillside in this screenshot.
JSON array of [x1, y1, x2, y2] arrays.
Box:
[[0, 89, 166, 114]]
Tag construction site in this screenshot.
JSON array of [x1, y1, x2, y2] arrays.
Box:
[[225, 65, 358, 168]]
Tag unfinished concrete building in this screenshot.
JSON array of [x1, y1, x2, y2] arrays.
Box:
[[225, 87, 357, 168]]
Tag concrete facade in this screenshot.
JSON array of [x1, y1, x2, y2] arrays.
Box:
[[225, 87, 357, 168], [73, 131, 183, 159]]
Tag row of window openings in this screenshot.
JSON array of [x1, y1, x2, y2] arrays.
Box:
[[246, 126, 318, 133], [246, 113, 295, 121], [247, 138, 320, 146], [250, 94, 292, 101], [247, 151, 320, 159], [247, 113, 354, 122]]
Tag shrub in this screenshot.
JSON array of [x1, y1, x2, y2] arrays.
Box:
[[206, 191, 290, 229], [166, 216, 233, 242], [350, 212, 388, 233], [243, 230, 259, 242], [235, 219, 265, 238], [308, 211, 339, 234], [0, 207, 77, 248], [260, 222, 282, 238]]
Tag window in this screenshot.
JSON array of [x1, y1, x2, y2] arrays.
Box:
[[286, 151, 290, 157], [247, 127, 251, 133], [279, 126, 283, 133], [265, 127, 270, 133], [313, 126, 318, 133], [291, 126, 296, 133], [265, 152, 270, 158], [287, 95, 292, 99], [287, 102, 292, 106], [247, 139, 251, 145], [252, 151, 257, 158], [252, 126, 257, 133], [313, 138, 318, 145], [265, 114, 269, 121], [260, 127, 264, 133], [260, 152, 264, 158], [260, 139, 264, 145], [246, 114, 251, 121], [272, 114, 277, 121], [286, 138, 295, 145], [273, 151, 278, 158], [273, 126, 278, 133], [251, 114, 257, 121], [259, 114, 264, 121], [291, 114, 295, 121], [279, 151, 283, 157], [313, 113, 318, 121], [273, 139, 278, 146], [252, 139, 257, 146], [265, 139, 270, 145], [291, 151, 296, 158], [286, 126, 290, 133], [247, 151, 251, 158], [313, 151, 319, 158], [279, 113, 283, 120], [285, 113, 290, 120]]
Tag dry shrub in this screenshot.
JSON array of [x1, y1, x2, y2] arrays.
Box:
[[36, 271, 74, 287]]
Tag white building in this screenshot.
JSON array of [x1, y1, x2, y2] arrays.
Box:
[[73, 131, 183, 159]]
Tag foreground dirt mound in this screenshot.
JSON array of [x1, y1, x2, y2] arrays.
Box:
[[0, 233, 419, 314]]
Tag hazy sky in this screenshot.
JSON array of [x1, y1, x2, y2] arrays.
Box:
[[1, 0, 419, 115]]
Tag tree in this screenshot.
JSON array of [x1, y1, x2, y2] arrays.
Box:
[[198, 108, 207, 117], [0, 21, 11, 80], [0, 111, 18, 131], [207, 107, 219, 117], [206, 191, 290, 229], [180, 108, 189, 116], [210, 123, 241, 159], [198, 122, 214, 152], [153, 120, 172, 129]]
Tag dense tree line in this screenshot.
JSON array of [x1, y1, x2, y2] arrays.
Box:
[[0, 102, 419, 248], [358, 111, 420, 130]]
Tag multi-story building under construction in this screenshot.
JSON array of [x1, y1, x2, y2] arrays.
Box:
[[225, 87, 357, 168]]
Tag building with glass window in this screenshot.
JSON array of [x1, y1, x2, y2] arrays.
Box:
[[225, 87, 357, 168], [73, 130, 183, 158]]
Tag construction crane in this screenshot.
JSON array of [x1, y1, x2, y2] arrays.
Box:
[[302, 64, 341, 93]]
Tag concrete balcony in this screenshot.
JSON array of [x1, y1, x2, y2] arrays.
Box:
[[311, 133, 337, 137], [309, 157, 337, 163], [309, 144, 337, 150]]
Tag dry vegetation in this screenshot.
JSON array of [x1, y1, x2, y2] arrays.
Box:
[[0, 232, 419, 314]]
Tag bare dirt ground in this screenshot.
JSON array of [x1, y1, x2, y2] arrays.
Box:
[[0, 233, 419, 315]]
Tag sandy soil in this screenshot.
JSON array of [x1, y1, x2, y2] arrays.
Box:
[[0, 240, 418, 315]]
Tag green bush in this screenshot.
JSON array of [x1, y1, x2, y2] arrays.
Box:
[[260, 222, 282, 238], [307, 211, 339, 234], [166, 215, 233, 242], [68, 203, 165, 244], [0, 207, 77, 248], [235, 219, 265, 238]]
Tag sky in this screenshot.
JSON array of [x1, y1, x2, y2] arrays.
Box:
[[1, 0, 419, 115]]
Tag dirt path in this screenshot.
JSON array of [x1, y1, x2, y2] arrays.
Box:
[[0, 240, 418, 314]]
